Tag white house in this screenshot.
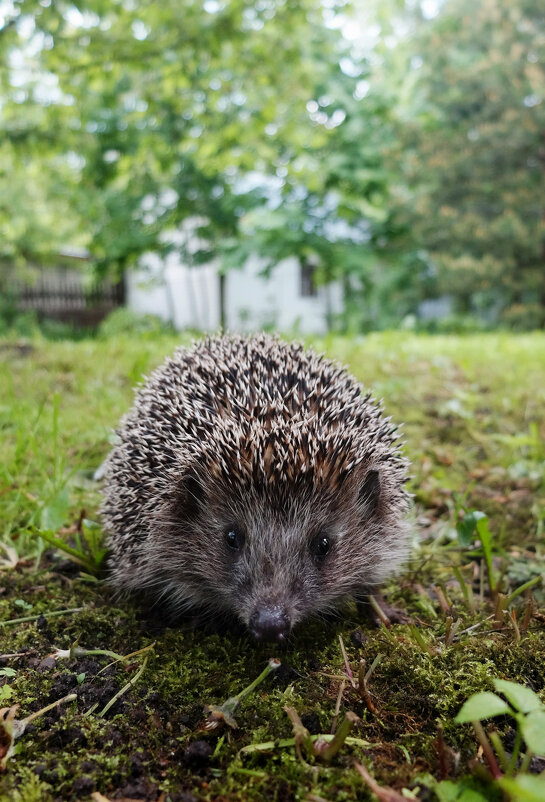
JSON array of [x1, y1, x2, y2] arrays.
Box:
[[127, 247, 344, 334]]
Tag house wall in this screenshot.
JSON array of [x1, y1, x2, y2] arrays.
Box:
[[127, 250, 343, 334], [225, 255, 343, 334], [126, 251, 220, 331]]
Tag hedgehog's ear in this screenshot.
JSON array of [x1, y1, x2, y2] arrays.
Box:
[[358, 469, 380, 520], [178, 474, 206, 519]]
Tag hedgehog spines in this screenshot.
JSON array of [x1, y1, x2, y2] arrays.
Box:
[[101, 333, 411, 631]]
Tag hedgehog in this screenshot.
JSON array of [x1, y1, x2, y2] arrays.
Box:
[[101, 334, 411, 641]]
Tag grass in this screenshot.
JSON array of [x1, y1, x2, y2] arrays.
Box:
[[0, 330, 544, 801]]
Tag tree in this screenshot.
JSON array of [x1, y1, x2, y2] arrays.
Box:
[[219, 7, 412, 332], [0, 0, 338, 275], [391, 0, 545, 328]]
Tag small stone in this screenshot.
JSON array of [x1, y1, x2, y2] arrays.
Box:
[[183, 740, 212, 766], [350, 628, 367, 649], [37, 656, 56, 671], [36, 614, 48, 630]]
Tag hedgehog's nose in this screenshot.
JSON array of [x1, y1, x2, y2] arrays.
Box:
[[249, 606, 290, 642]]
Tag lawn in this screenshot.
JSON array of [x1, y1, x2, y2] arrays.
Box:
[[1, 331, 544, 802]]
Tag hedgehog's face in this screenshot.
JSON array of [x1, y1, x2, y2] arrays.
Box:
[[164, 465, 408, 642]]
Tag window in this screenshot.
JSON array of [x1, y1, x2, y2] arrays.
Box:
[[300, 261, 318, 298]]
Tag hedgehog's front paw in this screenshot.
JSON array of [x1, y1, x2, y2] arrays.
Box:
[[358, 592, 410, 628]]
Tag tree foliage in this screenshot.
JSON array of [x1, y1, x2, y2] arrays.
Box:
[[1, 0, 543, 329], [390, 0, 545, 328], [1, 0, 337, 274]]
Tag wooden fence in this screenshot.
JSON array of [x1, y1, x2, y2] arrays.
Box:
[[8, 267, 125, 328]]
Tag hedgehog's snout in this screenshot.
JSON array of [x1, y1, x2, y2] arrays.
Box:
[[248, 605, 290, 642]]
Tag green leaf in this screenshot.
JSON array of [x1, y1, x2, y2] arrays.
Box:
[[456, 520, 475, 547], [456, 511, 486, 547], [455, 692, 511, 723], [498, 773, 545, 802], [493, 680, 543, 714], [475, 514, 495, 587], [457, 791, 490, 802], [474, 512, 490, 542], [457, 511, 496, 589], [30, 526, 102, 575], [435, 780, 491, 802], [40, 488, 70, 532], [521, 710, 545, 756], [14, 599, 32, 611], [0, 685, 13, 703]]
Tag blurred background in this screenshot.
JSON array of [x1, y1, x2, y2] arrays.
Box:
[[1, 0, 543, 338]]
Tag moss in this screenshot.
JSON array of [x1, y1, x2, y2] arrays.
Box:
[[0, 768, 54, 802], [1, 332, 544, 800]]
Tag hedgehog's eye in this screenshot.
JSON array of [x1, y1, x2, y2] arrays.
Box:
[[224, 527, 244, 551], [311, 534, 331, 562]]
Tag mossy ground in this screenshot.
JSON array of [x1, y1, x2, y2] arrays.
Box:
[[0, 332, 544, 801]]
